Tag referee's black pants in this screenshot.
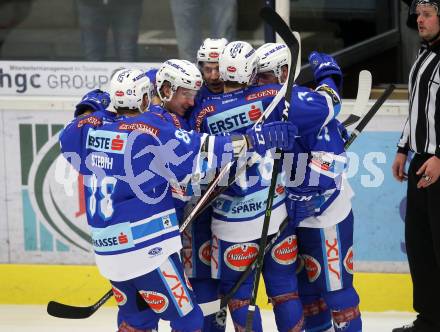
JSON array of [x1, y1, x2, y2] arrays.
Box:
[[405, 153, 440, 330]]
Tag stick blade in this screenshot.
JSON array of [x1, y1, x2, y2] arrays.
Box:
[[47, 301, 94, 319], [352, 70, 372, 117]]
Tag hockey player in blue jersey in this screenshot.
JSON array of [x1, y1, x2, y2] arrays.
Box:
[[195, 38, 228, 104], [255, 42, 289, 86], [292, 52, 361, 332], [72, 68, 158, 331], [59, 61, 297, 332], [194, 38, 229, 332], [149, 59, 198, 131], [256, 43, 362, 332], [115, 62, 225, 331], [151, 58, 228, 332], [190, 40, 341, 332]]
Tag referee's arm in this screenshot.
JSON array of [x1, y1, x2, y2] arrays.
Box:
[[392, 118, 411, 182]]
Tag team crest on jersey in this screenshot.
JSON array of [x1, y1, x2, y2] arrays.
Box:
[[271, 235, 298, 265], [148, 247, 163, 257], [139, 291, 169, 313], [77, 115, 102, 128], [112, 286, 127, 306], [303, 254, 321, 282], [199, 240, 212, 266], [245, 88, 278, 101], [344, 247, 354, 274], [224, 243, 259, 271]]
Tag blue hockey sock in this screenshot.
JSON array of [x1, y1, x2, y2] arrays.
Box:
[[323, 288, 362, 332], [301, 297, 333, 332], [269, 293, 304, 332], [228, 299, 262, 332]]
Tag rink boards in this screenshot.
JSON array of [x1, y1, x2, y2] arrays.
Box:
[[0, 264, 412, 312], [0, 95, 412, 311]]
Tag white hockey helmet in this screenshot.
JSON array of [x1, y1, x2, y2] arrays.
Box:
[[197, 38, 228, 65], [219, 41, 259, 85], [156, 59, 203, 102], [255, 43, 289, 83], [109, 68, 152, 112]]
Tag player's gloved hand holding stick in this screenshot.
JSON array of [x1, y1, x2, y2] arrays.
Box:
[[246, 121, 298, 156], [46, 120, 299, 320], [46, 83, 394, 320]]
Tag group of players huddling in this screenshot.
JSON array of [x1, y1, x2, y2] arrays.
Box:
[[60, 37, 362, 332]]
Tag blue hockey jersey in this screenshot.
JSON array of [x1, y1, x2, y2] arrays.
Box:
[[189, 83, 339, 242], [148, 104, 193, 222], [59, 111, 241, 281], [149, 104, 190, 130], [287, 117, 354, 229]]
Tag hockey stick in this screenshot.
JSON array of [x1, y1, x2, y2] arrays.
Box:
[[47, 288, 113, 319], [341, 70, 372, 127], [344, 84, 395, 149], [245, 7, 299, 331], [179, 68, 369, 230], [179, 29, 304, 233], [46, 215, 286, 320], [201, 83, 396, 317], [47, 84, 392, 320], [46, 10, 297, 322], [178, 78, 291, 233]]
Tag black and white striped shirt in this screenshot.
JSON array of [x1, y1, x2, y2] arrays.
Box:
[[398, 42, 440, 158]]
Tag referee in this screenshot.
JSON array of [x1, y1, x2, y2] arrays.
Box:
[[392, 1, 440, 331]]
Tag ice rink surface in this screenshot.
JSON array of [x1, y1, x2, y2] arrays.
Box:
[[0, 305, 416, 331]]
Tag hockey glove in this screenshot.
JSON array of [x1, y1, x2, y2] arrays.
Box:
[[309, 51, 342, 91], [337, 119, 350, 142], [286, 187, 325, 226], [74, 89, 111, 118], [246, 121, 298, 156]]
